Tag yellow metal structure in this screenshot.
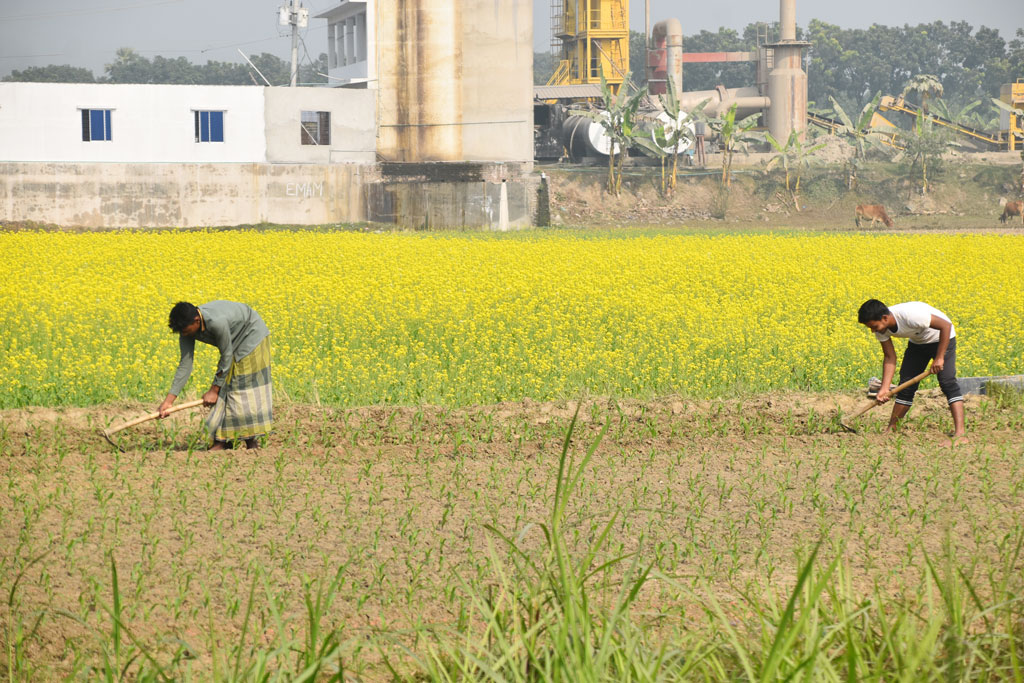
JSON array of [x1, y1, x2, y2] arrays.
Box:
[[549, 0, 629, 92], [998, 80, 1024, 151], [805, 111, 904, 149], [868, 111, 905, 150], [878, 94, 1003, 147]]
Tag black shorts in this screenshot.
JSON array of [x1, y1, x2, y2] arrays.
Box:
[[895, 337, 963, 406]]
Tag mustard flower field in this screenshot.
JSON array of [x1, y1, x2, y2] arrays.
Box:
[[2, 229, 1023, 409]]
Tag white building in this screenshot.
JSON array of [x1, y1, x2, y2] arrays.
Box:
[[317, 1, 374, 87], [0, 82, 374, 164]]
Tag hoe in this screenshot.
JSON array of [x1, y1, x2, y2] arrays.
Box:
[[839, 367, 932, 434], [102, 399, 204, 450]]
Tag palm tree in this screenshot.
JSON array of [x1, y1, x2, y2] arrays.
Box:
[[901, 74, 944, 113]]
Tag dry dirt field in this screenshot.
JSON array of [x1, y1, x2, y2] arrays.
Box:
[[2, 387, 1023, 678]]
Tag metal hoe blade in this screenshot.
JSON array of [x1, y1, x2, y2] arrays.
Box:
[[837, 367, 932, 434]]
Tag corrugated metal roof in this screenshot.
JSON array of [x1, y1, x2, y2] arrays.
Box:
[[534, 84, 603, 100]]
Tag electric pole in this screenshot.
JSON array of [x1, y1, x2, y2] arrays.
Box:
[[279, 0, 308, 87]]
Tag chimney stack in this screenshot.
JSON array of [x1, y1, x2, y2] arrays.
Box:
[[765, 0, 809, 141], [780, 0, 796, 41]]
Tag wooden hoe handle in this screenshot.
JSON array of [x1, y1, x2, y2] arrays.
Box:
[[103, 399, 205, 437], [847, 367, 933, 421]]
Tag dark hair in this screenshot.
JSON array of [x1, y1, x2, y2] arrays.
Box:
[[857, 299, 890, 324], [168, 301, 198, 332]]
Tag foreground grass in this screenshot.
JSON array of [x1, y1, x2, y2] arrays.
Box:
[[2, 390, 1023, 680]]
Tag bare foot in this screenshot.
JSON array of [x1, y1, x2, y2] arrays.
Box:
[[940, 434, 968, 448], [209, 440, 230, 451], [244, 437, 260, 450]]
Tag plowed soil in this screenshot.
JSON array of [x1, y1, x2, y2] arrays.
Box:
[[2, 389, 1023, 678]]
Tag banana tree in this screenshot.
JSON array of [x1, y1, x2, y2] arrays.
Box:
[[828, 92, 887, 189], [896, 110, 951, 194], [632, 82, 707, 197], [932, 98, 984, 127], [570, 71, 647, 196], [710, 103, 761, 188], [764, 129, 825, 210], [656, 82, 706, 196]]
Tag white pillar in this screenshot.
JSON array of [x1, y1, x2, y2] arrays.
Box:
[[358, 12, 367, 61], [498, 181, 510, 232], [347, 18, 356, 63], [327, 23, 336, 68], [341, 19, 348, 65], [339, 19, 346, 65]]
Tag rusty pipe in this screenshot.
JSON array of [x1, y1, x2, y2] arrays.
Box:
[[678, 87, 769, 118], [650, 18, 683, 95]]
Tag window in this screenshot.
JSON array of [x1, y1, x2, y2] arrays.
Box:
[[194, 110, 224, 142], [81, 109, 112, 141], [590, 41, 602, 78], [300, 111, 330, 145]]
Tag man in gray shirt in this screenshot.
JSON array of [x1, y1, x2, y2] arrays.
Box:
[[160, 300, 273, 449]]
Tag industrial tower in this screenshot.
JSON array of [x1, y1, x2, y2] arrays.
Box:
[[548, 0, 629, 92]]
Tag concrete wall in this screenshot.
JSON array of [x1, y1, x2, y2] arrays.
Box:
[[375, 0, 533, 164], [0, 161, 537, 230], [0, 83, 267, 163], [1, 162, 368, 227], [263, 88, 375, 163], [365, 162, 538, 229]]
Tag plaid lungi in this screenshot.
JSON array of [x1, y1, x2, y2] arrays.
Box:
[[206, 336, 273, 441]]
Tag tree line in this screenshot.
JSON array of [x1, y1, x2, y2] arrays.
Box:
[[536, 20, 1024, 123], [3, 47, 328, 87]]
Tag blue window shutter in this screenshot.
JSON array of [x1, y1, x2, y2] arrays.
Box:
[[200, 111, 210, 142], [210, 111, 224, 142], [90, 110, 104, 141], [104, 110, 111, 140]]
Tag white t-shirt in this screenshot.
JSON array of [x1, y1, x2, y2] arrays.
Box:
[[874, 302, 955, 345]]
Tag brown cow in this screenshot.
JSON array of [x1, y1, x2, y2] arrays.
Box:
[[855, 204, 894, 228], [999, 200, 1024, 225]]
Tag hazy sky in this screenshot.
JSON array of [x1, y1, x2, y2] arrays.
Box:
[[1, 0, 1022, 80]]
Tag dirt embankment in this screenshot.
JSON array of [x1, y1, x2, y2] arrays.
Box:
[[542, 154, 1024, 230]]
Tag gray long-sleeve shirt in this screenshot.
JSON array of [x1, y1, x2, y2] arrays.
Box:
[[170, 301, 270, 396]]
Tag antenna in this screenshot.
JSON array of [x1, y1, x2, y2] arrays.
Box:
[[237, 48, 272, 86]]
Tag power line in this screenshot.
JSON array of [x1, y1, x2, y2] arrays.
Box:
[[0, 52, 65, 60], [0, 0, 184, 22]]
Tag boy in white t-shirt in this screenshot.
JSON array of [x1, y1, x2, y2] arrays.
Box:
[[857, 299, 965, 442]]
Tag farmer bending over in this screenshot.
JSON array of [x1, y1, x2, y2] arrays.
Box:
[[160, 301, 272, 450], [857, 299, 965, 444]]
